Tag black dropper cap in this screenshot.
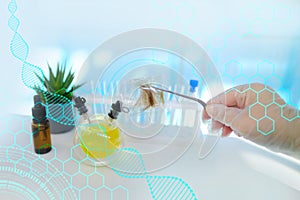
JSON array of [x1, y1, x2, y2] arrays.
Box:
[[108, 101, 122, 120], [32, 95, 47, 123], [73, 96, 88, 115]]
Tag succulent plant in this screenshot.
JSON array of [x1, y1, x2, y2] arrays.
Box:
[[34, 62, 84, 104]]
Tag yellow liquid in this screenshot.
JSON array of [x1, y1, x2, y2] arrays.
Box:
[[78, 123, 120, 159]]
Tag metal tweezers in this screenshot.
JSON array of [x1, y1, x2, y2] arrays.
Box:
[[141, 85, 207, 108]]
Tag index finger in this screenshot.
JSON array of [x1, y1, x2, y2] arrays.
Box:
[[208, 84, 250, 106]]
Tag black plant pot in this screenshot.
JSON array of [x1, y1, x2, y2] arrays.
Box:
[[48, 103, 75, 133]]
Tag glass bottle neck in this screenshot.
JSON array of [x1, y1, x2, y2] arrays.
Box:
[[79, 113, 116, 126]]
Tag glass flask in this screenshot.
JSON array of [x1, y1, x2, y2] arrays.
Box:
[[73, 97, 122, 166]]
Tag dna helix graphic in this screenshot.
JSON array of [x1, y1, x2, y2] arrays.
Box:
[[8, 0, 76, 126], [108, 148, 198, 200]]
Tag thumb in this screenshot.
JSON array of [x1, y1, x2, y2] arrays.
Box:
[[205, 104, 241, 127]]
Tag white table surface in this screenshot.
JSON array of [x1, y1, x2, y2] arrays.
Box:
[[0, 114, 299, 200]]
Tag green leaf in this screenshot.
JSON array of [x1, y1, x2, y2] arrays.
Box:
[[56, 62, 60, 79], [63, 69, 74, 89], [61, 64, 66, 84], [43, 78, 53, 92], [56, 63, 64, 87], [64, 91, 73, 100], [71, 83, 85, 92], [63, 73, 74, 90], [34, 72, 45, 87], [48, 63, 56, 85]]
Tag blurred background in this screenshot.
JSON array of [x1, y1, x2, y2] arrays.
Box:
[[1, 0, 300, 115]]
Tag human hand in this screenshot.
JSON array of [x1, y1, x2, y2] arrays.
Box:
[[202, 83, 300, 158]]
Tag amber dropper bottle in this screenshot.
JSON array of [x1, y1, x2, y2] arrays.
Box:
[[31, 95, 52, 154]]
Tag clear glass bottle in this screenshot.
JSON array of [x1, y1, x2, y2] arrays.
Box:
[[73, 97, 122, 166]]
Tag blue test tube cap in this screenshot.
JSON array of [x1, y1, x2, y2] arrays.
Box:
[[189, 79, 199, 93]]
